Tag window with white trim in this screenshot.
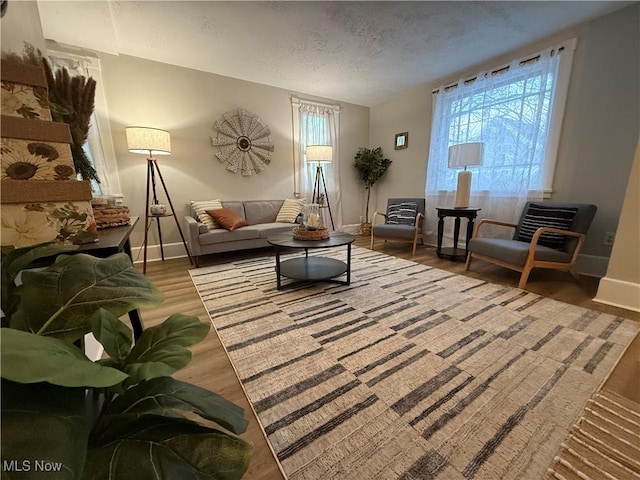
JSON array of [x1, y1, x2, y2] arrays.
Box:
[[427, 39, 576, 199]]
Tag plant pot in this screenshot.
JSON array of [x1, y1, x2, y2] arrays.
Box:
[[360, 222, 372, 236]]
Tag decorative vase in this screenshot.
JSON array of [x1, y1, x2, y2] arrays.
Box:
[[150, 203, 167, 215], [303, 204, 322, 231]]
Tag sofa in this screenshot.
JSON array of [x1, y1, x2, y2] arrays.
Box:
[[185, 200, 301, 267]]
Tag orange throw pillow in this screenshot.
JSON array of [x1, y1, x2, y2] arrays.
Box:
[[206, 208, 248, 231]]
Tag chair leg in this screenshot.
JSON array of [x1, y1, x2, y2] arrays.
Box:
[[370, 232, 375, 250], [465, 253, 473, 271], [568, 266, 581, 281], [412, 238, 417, 256], [518, 267, 532, 289]]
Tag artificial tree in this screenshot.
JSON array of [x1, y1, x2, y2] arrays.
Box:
[[353, 147, 392, 233]]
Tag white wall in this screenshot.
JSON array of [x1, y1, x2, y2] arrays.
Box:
[[595, 138, 640, 311], [369, 4, 639, 262], [98, 54, 369, 254], [0, 0, 46, 55]]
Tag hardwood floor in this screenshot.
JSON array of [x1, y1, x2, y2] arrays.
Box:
[[138, 237, 639, 480]]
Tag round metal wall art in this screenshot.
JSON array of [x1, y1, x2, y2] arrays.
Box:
[[211, 109, 274, 176]]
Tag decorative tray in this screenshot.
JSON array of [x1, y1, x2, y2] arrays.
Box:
[[292, 226, 329, 241]]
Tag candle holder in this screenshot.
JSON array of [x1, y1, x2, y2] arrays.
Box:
[[302, 203, 322, 231], [294, 203, 329, 240]]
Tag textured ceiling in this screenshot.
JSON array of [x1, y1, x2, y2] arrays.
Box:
[[37, 1, 626, 107]]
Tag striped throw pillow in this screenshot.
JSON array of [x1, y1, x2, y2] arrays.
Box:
[[190, 199, 223, 230], [517, 204, 577, 250], [276, 198, 306, 223], [387, 202, 418, 226]]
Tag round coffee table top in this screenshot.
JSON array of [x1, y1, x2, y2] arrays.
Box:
[[267, 231, 355, 249]]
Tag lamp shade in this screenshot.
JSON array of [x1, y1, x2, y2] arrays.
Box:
[[126, 127, 171, 155], [306, 145, 333, 163], [448, 142, 484, 169]]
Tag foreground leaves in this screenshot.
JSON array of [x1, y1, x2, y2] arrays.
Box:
[[1, 380, 88, 480], [95, 377, 248, 440], [121, 313, 210, 387], [10, 253, 164, 342], [84, 416, 252, 480], [0, 328, 128, 387]]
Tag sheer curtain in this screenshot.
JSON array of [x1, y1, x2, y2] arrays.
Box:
[[425, 42, 574, 243], [291, 97, 342, 229]]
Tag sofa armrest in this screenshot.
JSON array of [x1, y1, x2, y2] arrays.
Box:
[[184, 215, 202, 256]]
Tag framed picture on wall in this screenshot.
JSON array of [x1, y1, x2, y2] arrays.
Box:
[[395, 132, 408, 150]]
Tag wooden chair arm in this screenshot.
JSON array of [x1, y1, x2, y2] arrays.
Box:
[[415, 212, 424, 231], [371, 210, 387, 224], [528, 227, 586, 258], [472, 218, 517, 238]]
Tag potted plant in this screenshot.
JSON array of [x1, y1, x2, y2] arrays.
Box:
[[353, 147, 392, 235], [0, 243, 252, 479]]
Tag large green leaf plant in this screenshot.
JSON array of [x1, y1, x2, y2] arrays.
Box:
[[0, 243, 252, 479], [353, 147, 392, 222]]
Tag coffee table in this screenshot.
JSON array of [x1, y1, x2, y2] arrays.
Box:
[[267, 232, 355, 290]]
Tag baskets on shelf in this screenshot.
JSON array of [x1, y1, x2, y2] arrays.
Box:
[[93, 206, 131, 229], [292, 226, 329, 241]]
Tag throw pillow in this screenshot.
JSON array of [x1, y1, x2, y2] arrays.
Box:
[[206, 208, 248, 231], [276, 198, 306, 223], [191, 199, 223, 230], [517, 203, 578, 249], [387, 202, 418, 226]]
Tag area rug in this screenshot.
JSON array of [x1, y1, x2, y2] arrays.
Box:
[[543, 388, 640, 480], [189, 246, 639, 480]]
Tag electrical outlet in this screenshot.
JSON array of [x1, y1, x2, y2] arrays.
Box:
[[603, 231, 615, 246]]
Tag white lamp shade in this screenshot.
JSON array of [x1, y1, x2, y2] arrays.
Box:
[[126, 127, 171, 155], [306, 145, 333, 163], [448, 142, 484, 169]]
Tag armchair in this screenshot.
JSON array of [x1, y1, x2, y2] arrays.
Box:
[[370, 198, 425, 255], [465, 202, 597, 289]]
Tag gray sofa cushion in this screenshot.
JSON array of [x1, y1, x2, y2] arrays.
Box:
[[243, 200, 284, 225], [198, 227, 259, 245], [250, 222, 296, 239], [469, 238, 571, 266], [220, 201, 246, 220]]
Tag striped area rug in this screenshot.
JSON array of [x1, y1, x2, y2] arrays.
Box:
[[190, 247, 639, 480], [544, 388, 640, 480]]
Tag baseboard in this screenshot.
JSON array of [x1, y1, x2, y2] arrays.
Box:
[[132, 242, 189, 264], [594, 277, 640, 312], [340, 223, 361, 235], [575, 254, 609, 278]]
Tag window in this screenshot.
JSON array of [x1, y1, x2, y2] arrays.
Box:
[[427, 39, 576, 198], [46, 46, 122, 201], [291, 97, 342, 228]]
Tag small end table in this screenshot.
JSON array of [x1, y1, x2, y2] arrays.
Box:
[[436, 207, 481, 261]]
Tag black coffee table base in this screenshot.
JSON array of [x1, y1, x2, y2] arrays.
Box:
[[277, 256, 350, 289], [268, 232, 355, 290]]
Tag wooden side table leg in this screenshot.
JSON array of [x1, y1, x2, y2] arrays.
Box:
[[437, 214, 444, 258], [466, 216, 476, 259], [453, 217, 461, 249]]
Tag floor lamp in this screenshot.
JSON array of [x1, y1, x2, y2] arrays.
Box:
[[306, 145, 335, 229], [126, 126, 193, 273]]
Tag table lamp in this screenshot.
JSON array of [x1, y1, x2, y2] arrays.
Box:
[[448, 142, 484, 208]]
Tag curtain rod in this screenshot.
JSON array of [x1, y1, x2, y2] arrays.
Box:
[[432, 45, 566, 95]]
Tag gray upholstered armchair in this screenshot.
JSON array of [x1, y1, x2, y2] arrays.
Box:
[[370, 198, 425, 255], [465, 202, 597, 289]]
